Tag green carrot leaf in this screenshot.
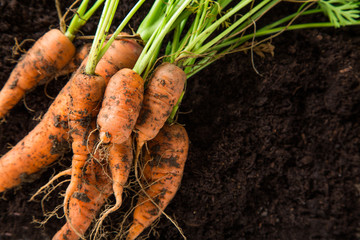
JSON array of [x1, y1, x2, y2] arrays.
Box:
[[318, 0, 360, 27]]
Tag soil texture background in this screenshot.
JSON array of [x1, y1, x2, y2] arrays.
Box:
[[0, 1, 359, 240]]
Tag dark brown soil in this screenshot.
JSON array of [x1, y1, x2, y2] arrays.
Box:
[[1, 1, 359, 240]]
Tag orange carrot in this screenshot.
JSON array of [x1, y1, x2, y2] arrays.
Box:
[[53, 157, 113, 240], [127, 123, 189, 240], [108, 138, 133, 214], [0, 79, 71, 192], [97, 68, 144, 144], [92, 34, 143, 85], [135, 63, 186, 151], [55, 43, 92, 77], [92, 137, 133, 239], [0, 29, 76, 118], [63, 36, 143, 218], [0, 36, 142, 193], [63, 71, 106, 231], [93, 67, 144, 237]]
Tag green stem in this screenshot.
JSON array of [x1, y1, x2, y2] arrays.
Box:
[[188, 20, 360, 78], [98, 0, 146, 60], [137, 0, 166, 42], [181, 0, 253, 55], [195, 0, 277, 55], [85, 0, 119, 75], [168, 90, 185, 123], [65, 0, 105, 41], [133, 0, 193, 76], [260, 8, 322, 31]]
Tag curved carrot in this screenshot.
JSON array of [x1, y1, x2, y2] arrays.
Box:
[[63, 71, 106, 235], [53, 158, 113, 240], [0, 36, 142, 193], [97, 68, 144, 144], [135, 63, 186, 151], [92, 137, 133, 239], [108, 138, 133, 214], [0, 80, 71, 192], [0, 29, 76, 118], [127, 124, 189, 240]]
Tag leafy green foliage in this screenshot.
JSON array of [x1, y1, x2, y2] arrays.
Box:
[[319, 0, 360, 27]]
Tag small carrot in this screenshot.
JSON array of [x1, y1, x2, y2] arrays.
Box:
[[55, 43, 92, 78], [93, 34, 143, 85], [0, 29, 76, 118], [0, 37, 142, 193], [53, 157, 113, 240], [97, 68, 144, 144], [135, 63, 186, 152], [63, 71, 106, 233], [127, 123, 189, 240], [92, 137, 133, 239]]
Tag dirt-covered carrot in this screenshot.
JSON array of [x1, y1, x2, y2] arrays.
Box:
[[97, 68, 144, 144], [61, 0, 146, 234], [0, 0, 105, 119], [107, 138, 133, 215], [0, 29, 75, 118], [53, 157, 113, 240], [135, 63, 186, 151], [63, 71, 106, 232], [91, 137, 133, 239], [0, 79, 71, 192], [127, 124, 189, 240], [56, 43, 92, 77]]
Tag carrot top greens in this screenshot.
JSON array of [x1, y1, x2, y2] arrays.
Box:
[[83, 0, 360, 119], [84, 0, 146, 75]]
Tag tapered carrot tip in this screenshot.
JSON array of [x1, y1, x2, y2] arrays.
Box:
[[127, 221, 145, 240], [99, 131, 111, 144]]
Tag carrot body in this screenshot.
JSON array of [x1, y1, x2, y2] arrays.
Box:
[[108, 137, 133, 209], [97, 68, 144, 144], [52, 158, 113, 240], [0, 36, 142, 193], [0, 80, 71, 192], [95, 36, 142, 85], [135, 63, 186, 150], [56, 43, 92, 77], [0, 29, 75, 118], [127, 124, 189, 240], [92, 137, 134, 238], [64, 72, 106, 227]]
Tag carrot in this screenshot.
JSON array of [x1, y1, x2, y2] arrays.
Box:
[[97, 68, 144, 144], [93, 35, 143, 85], [127, 123, 189, 240], [63, 71, 106, 233], [0, 37, 142, 193], [0, 78, 71, 192], [93, 67, 144, 238], [135, 63, 186, 152], [107, 138, 133, 215], [55, 43, 92, 77], [53, 157, 113, 240], [92, 137, 133, 239], [0, 29, 76, 118]]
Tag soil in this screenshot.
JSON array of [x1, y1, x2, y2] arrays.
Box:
[[0, 1, 360, 240]]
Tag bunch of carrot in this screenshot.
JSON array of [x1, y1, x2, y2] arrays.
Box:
[[1, 0, 359, 239]]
